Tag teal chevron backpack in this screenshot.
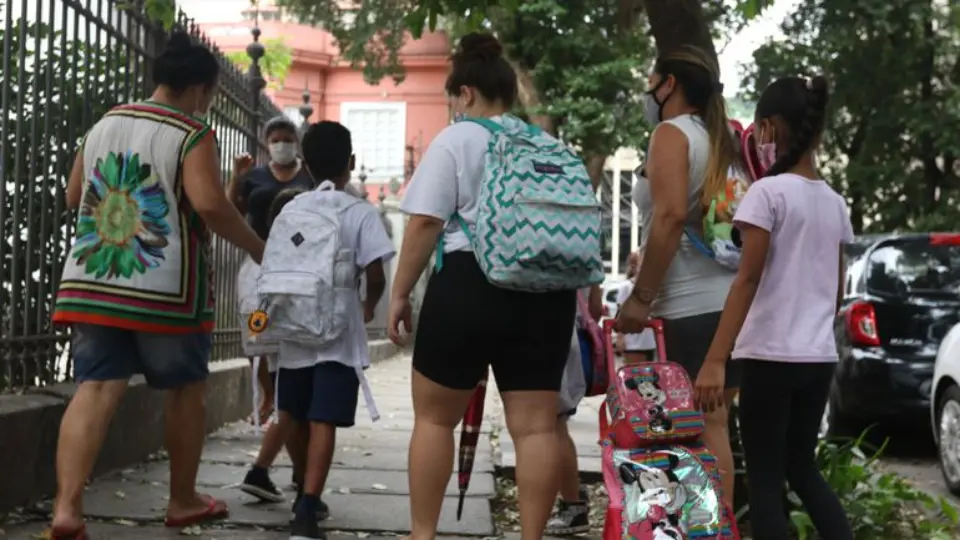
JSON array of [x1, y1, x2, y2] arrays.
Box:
[[440, 114, 604, 292]]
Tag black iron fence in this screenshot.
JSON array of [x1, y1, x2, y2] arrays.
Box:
[[0, 0, 282, 392]]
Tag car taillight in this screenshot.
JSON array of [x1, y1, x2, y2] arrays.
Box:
[[846, 301, 880, 346], [930, 233, 960, 246]]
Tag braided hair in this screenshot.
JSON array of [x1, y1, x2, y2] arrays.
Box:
[[755, 76, 830, 177]]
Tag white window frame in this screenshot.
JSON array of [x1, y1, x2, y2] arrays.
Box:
[[339, 101, 407, 181]]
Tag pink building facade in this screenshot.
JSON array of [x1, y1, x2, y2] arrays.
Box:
[[200, 5, 452, 197]]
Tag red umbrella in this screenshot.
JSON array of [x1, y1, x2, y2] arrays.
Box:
[[456, 371, 489, 520]]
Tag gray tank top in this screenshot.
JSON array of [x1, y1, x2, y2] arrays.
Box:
[[632, 114, 734, 319]]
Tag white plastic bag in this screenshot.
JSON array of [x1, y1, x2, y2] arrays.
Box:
[[558, 324, 587, 415]]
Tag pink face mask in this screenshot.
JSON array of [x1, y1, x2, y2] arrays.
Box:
[[757, 130, 777, 171]]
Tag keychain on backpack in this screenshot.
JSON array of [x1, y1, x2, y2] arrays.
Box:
[[248, 308, 269, 335]]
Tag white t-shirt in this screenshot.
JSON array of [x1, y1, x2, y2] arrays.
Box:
[[616, 280, 657, 351], [278, 189, 396, 371], [399, 120, 496, 251]]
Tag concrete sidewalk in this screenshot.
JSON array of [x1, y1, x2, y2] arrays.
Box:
[[1, 353, 503, 540]]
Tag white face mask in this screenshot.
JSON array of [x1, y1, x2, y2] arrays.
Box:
[[642, 93, 662, 126], [269, 142, 298, 166]]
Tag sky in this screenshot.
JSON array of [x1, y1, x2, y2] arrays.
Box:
[[718, 0, 802, 96]]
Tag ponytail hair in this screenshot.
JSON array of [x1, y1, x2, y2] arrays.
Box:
[[755, 76, 830, 177], [653, 46, 741, 217]]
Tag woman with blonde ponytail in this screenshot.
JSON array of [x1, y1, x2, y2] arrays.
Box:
[[615, 44, 743, 507]]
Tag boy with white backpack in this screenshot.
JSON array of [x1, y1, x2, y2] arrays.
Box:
[[247, 121, 395, 540]]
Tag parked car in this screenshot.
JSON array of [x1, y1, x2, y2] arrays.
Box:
[[932, 321, 960, 494], [827, 232, 960, 437]]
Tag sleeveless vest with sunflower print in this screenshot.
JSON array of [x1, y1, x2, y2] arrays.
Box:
[[53, 102, 216, 333]]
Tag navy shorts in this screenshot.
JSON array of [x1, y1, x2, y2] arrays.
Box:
[[276, 362, 360, 427], [72, 323, 210, 390]]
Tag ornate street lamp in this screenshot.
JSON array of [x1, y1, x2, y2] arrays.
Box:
[[299, 85, 313, 133]]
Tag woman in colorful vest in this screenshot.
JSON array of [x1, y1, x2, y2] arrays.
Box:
[[390, 32, 576, 540], [49, 32, 264, 538], [616, 45, 743, 508]]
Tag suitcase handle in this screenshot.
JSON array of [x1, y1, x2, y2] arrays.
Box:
[[602, 318, 668, 363]]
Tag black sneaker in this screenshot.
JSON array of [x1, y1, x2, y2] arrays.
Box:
[[292, 491, 330, 521], [289, 516, 326, 540], [545, 500, 590, 535], [240, 467, 286, 503]]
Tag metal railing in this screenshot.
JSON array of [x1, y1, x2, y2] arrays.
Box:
[[0, 0, 281, 392]]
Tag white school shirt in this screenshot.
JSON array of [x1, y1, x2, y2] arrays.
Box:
[[276, 183, 396, 419], [400, 119, 497, 250]]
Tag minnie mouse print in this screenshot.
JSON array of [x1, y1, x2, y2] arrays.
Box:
[[625, 373, 674, 434]]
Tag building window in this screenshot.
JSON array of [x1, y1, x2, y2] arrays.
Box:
[[340, 102, 407, 181]]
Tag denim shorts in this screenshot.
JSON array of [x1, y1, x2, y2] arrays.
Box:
[[276, 362, 359, 427], [72, 324, 211, 390]]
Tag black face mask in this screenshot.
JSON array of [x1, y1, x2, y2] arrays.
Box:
[[644, 78, 673, 125]]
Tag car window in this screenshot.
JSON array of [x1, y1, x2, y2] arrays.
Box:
[[605, 290, 618, 303], [866, 239, 960, 297], [845, 258, 865, 295]]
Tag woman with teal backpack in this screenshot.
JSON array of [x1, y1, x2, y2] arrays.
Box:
[[388, 32, 590, 540]]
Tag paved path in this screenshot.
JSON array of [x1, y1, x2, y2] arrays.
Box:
[[1, 353, 504, 539]]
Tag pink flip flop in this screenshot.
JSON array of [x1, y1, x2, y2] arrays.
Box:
[[50, 524, 90, 540], [164, 497, 229, 528]]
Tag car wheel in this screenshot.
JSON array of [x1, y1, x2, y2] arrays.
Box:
[[936, 385, 960, 495]]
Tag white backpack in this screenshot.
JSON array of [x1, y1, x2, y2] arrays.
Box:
[[247, 185, 361, 349]]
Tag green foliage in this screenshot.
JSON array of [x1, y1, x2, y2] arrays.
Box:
[[497, 0, 653, 158], [274, 0, 410, 84], [226, 37, 294, 89], [725, 96, 757, 124], [791, 432, 958, 539], [744, 0, 960, 234], [118, 0, 177, 30], [731, 407, 957, 539]]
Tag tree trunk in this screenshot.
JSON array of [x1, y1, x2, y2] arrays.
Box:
[[585, 154, 607, 191], [641, 0, 717, 63], [507, 58, 556, 134]]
